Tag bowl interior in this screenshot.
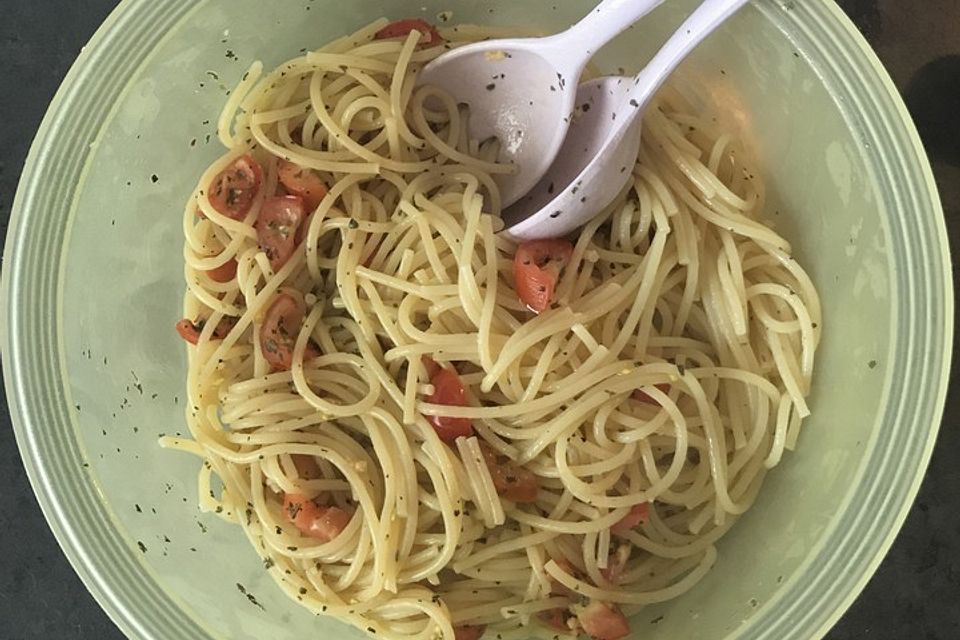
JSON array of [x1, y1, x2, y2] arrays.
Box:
[[9, 1, 946, 639]]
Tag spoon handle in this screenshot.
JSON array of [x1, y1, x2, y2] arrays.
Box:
[[614, 0, 749, 130], [542, 0, 666, 70]]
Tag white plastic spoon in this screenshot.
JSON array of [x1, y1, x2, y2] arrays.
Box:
[[418, 0, 666, 208], [502, 0, 750, 241]]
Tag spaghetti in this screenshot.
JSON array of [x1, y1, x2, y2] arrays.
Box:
[[164, 17, 821, 640]]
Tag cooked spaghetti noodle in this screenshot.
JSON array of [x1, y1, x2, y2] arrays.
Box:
[[163, 17, 820, 640]]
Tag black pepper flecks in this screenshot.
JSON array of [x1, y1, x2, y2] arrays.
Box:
[[236, 583, 265, 611]]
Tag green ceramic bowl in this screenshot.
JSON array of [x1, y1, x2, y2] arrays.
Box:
[[2, 1, 950, 638]]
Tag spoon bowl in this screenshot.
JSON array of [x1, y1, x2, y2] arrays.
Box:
[[418, 0, 666, 207], [502, 75, 640, 238], [503, 0, 750, 240], [418, 40, 577, 207]]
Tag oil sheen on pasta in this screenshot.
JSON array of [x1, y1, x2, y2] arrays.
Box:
[[164, 17, 821, 640]]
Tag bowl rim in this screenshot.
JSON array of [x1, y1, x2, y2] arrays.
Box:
[[2, 1, 951, 639]]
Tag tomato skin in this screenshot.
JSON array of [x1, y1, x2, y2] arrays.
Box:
[[478, 441, 539, 503], [600, 562, 622, 585], [260, 293, 305, 370], [175, 316, 236, 344], [207, 258, 238, 283], [424, 358, 473, 442], [549, 555, 582, 597], [610, 503, 650, 535], [513, 239, 574, 313], [208, 155, 263, 220], [210, 316, 237, 339], [452, 625, 485, 640], [256, 195, 305, 272], [421, 355, 442, 380], [600, 551, 628, 584], [374, 19, 443, 48], [632, 383, 670, 405], [278, 160, 328, 211], [283, 494, 350, 542], [175, 319, 201, 344], [538, 608, 571, 632], [576, 601, 630, 640]]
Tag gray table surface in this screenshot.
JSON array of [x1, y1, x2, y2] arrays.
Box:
[[1, 1, 958, 638]]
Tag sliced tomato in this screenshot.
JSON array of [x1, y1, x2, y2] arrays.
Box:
[[452, 625, 486, 640], [260, 293, 307, 370], [424, 360, 474, 442], [576, 601, 630, 640], [478, 441, 538, 503], [175, 316, 236, 345], [538, 608, 572, 632], [632, 383, 670, 405], [600, 551, 628, 585], [208, 154, 263, 220], [549, 555, 582, 596], [175, 319, 201, 344], [283, 494, 351, 542], [211, 316, 238, 339], [610, 503, 650, 535], [374, 18, 443, 49], [207, 257, 238, 283], [292, 454, 322, 480], [256, 195, 305, 272], [513, 239, 574, 313], [421, 355, 442, 379], [278, 160, 328, 211]]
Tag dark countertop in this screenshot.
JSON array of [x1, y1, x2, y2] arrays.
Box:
[[1, 1, 958, 638]]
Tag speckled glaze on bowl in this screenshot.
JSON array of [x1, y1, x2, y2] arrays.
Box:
[[2, 1, 950, 639]]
